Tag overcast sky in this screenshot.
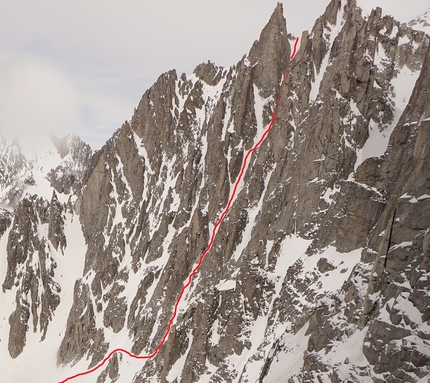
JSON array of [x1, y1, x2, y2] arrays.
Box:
[[0, 0, 428, 148]]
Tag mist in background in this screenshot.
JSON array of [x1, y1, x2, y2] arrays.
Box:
[[0, 0, 428, 148]]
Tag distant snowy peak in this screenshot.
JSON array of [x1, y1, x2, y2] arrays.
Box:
[[408, 8, 430, 34], [47, 132, 93, 196], [0, 131, 92, 205], [50, 131, 89, 159], [355, 0, 430, 31], [0, 134, 32, 206]]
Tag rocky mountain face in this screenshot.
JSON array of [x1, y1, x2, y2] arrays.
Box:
[[0, 1, 429, 382], [0, 132, 91, 363]]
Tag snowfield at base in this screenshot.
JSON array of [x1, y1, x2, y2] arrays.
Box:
[[0, 212, 87, 383]]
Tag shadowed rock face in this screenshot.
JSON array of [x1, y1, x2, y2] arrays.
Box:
[[2, 195, 66, 357], [248, 2, 290, 99], [1, 1, 430, 382]]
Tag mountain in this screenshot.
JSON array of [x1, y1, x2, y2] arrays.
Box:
[[1, 0, 430, 382], [0, 131, 92, 206], [408, 7, 430, 35]]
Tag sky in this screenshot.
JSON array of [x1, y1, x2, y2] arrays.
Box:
[[0, 0, 429, 148]]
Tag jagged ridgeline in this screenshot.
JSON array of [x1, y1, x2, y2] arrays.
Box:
[[0, 0, 430, 382]]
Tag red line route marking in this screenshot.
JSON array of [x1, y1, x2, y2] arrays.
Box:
[[59, 36, 299, 383]]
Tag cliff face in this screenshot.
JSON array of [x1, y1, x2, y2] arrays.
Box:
[[0, 1, 430, 382]]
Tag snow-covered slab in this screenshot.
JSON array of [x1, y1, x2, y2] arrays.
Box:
[[263, 322, 310, 382], [389, 241, 413, 252], [216, 279, 236, 291], [399, 193, 430, 203], [355, 66, 420, 169]]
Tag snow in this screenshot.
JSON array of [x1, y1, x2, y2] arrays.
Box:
[[324, 327, 371, 380], [304, 246, 362, 293], [400, 193, 413, 199], [374, 42, 389, 68], [0, 210, 88, 383], [232, 167, 274, 262], [166, 330, 193, 382], [408, 8, 430, 34], [263, 322, 310, 382], [0, 226, 14, 349], [357, 1, 429, 27], [400, 193, 430, 203], [26, 143, 66, 202], [229, 314, 270, 381], [309, 1, 345, 102], [394, 293, 423, 325], [215, 239, 362, 383], [1, 3, 428, 381], [253, 84, 272, 139], [0, 129, 86, 206], [272, 236, 313, 291], [389, 25, 399, 39], [355, 66, 420, 169], [209, 318, 221, 346], [349, 5, 425, 170], [321, 184, 341, 205], [216, 279, 236, 291], [389, 241, 413, 251]]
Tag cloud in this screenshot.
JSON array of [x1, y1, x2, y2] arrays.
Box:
[[0, 0, 428, 148], [0, 53, 132, 149], [0, 53, 79, 141]]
